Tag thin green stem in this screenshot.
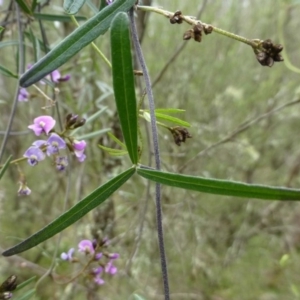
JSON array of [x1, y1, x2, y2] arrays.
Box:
[[71, 15, 112, 68]]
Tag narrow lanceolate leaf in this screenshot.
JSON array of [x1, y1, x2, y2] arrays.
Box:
[[14, 276, 36, 292], [111, 12, 138, 164], [137, 167, 300, 201], [155, 112, 191, 127], [2, 167, 135, 256], [15, 0, 32, 15], [33, 13, 87, 22], [63, 0, 86, 14], [0, 155, 12, 180], [20, 0, 136, 88], [14, 289, 36, 300], [0, 65, 18, 78]]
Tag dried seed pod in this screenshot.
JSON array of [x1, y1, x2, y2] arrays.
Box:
[[170, 10, 183, 24], [183, 29, 193, 40], [169, 127, 192, 146]]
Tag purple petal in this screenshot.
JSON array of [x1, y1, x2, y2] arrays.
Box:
[[105, 261, 118, 275], [78, 240, 94, 254], [18, 184, 31, 196], [32, 140, 47, 148], [94, 275, 105, 285], [93, 266, 103, 275], [24, 146, 45, 166], [108, 253, 120, 260], [73, 140, 86, 151], [58, 74, 71, 82], [46, 133, 66, 155], [95, 252, 103, 260], [51, 70, 61, 82], [18, 88, 29, 102], [56, 156, 68, 171], [28, 116, 56, 136], [61, 248, 75, 261]]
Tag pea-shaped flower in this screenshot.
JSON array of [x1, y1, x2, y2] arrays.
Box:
[[46, 133, 66, 156], [28, 116, 56, 136]]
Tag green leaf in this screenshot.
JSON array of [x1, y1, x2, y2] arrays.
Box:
[[20, 0, 136, 88], [33, 13, 87, 22], [24, 32, 51, 53], [15, 0, 32, 15], [132, 294, 147, 300], [2, 167, 135, 256], [154, 108, 186, 114], [28, 27, 40, 62], [107, 132, 127, 149], [75, 128, 111, 140], [63, 0, 86, 14], [14, 289, 36, 300], [155, 112, 191, 127], [0, 26, 4, 33], [14, 277, 36, 292], [0, 155, 12, 180], [0, 65, 18, 78], [98, 145, 128, 156], [0, 41, 19, 49], [137, 167, 300, 201], [111, 12, 138, 164]]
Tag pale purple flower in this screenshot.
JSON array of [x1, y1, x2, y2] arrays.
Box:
[[46, 133, 66, 156], [93, 267, 105, 285], [108, 253, 119, 260], [41, 69, 71, 84], [56, 156, 68, 171], [28, 116, 56, 136], [61, 248, 75, 261], [95, 252, 103, 260], [18, 183, 31, 196], [32, 140, 47, 148], [78, 240, 95, 255], [73, 140, 87, 162], [105, 260, 118, 275], [23, 146, 46, 166], [18, 87, 29, 102], [106, 0, 113, 4]]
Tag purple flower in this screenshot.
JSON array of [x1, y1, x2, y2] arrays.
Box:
[[108, 253, 119, 260], [78, 240, 95, 255], [23, 146, 46, 166], [28, 116, 56, 136], [105, 260, 118, 275], [41, 69, 71, 84], [56, 156, 68, 171], [95, 252, 103, 260], [51, 70, 71, 83], [18, 87, 29, 102], [93, 267, 105, 285], [73, 140, 87, 162], [106, 0, 113, 4], [61, 248, 75, 261], [32, 140, 47, 148], [18, 183, 31, 196], [46, 133, 66, 156]]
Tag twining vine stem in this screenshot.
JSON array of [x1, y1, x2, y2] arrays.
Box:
[[129, 8, 170, 300]]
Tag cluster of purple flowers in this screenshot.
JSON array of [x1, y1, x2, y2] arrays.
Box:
[[18, 114, 87, 195], [61, 239, 119, 286], [24, 115, 86, 170]]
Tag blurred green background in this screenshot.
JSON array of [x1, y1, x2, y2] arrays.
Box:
[[1, 0, 300, 299]]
